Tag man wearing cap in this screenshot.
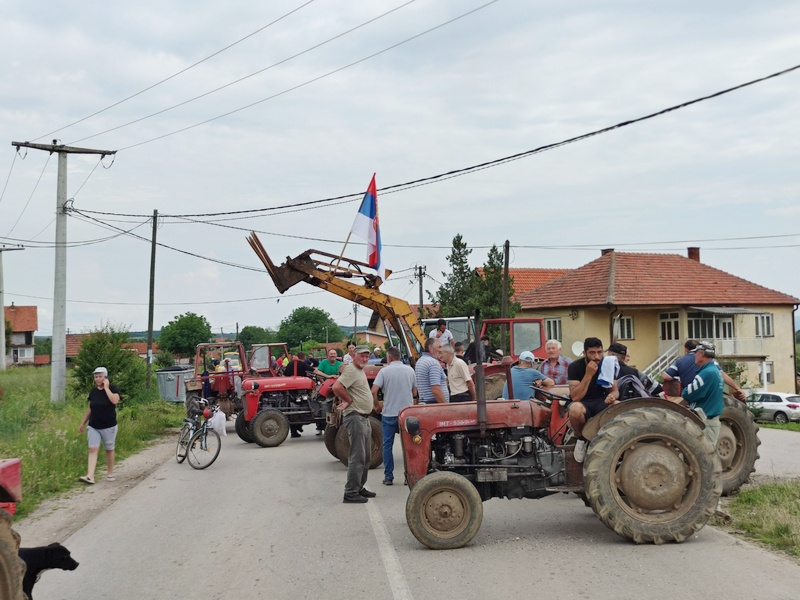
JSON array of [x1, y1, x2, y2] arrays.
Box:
[[607, 342, 663, 400], [332, 345, 377, 503], [676, 342, 724, 445], [541, 339, 572, 385], [78, 367, 121, 484], [502, 351, 554, 400], [663, 339, 746, 401], [441, 344, 476, 403]]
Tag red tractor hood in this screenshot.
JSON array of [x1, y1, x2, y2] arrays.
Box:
[[246, 376, 315, 392]]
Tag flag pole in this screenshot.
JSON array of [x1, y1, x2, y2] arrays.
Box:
[[333, 232, 352, 272]]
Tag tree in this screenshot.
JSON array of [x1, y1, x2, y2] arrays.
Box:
[[239, 325, 273, 351], [473, 244, 520, 319], [158, 312, 212, 356], [35, 336, 52, 357], [276, 307, 342, 350], [70, 324, 152, 403], [427, 234, 479, 317]]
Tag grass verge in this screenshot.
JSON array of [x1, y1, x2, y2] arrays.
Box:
[[0, 366, 184, 519]]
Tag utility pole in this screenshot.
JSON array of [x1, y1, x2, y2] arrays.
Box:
[[415, 265, 426, 320], [353, 304, 358, 343], [146, 210, 157, 389], [501, 240, 510, 318], [0, 245, 25, 371], [11, 141, 116, 403]]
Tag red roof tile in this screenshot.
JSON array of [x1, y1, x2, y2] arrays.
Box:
[[477, 267, 571, 300], [65, 334, 91, 357], [4, 305, 38, 333], [34, 355, 50, 365], [122, 342, 159, 354], [520, 251, 799, 309]]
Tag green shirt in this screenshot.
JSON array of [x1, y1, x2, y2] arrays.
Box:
[[317, 360, 342, 376], [337, 364, 373, 415]]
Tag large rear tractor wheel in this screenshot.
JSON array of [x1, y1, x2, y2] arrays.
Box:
[[185, 392, 202, 417], [235, 411, 255, 444], [251, 409, 290, 448], [324, 425, 340, 459], [334, 417, 383, 469], [406, 471, 484, 550], [584, 407, 721, 544], [718, 395, 760, 495], [0, 511, 26, 600]]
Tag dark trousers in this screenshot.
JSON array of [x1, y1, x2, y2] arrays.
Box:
[[450, 392, 471, 403], [343, 412, 371, 495]]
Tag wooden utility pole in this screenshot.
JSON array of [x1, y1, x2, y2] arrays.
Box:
[[0, 245, 25, 371], [11, 141, 116, 403], [416, 265, 426, 320], [501, 240, 510, 318], [146, 210, 157, 388]]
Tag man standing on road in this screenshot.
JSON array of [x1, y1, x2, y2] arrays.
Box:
[[428, 319, 455, 347], [416, 338, 449, 404], [568, 337, 619, 463], [441, 344, 476, 403], [371, 347, 417, 485], [540, 339, 571, 385], [332, 345, 377, 504]]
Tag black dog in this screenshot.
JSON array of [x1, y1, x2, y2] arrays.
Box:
[[19, 543, 79, 600]]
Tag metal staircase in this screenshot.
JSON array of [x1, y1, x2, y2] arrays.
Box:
[[642, 343, 681, 381]]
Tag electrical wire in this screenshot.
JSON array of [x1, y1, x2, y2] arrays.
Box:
[[68, 1, 416, 145], [115, 1, 500, 151], [33, 0, 317, 141], [5, 154, 51, 237], [4, 290, 323, 306], [0, 149, 18, 208]]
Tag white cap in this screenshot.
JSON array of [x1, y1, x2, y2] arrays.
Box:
[[93, 367, 108, 376], [519, 351, 536, 363]]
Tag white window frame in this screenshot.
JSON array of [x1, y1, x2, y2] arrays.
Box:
[[758, 361, 774, 385], [755, 314, 773, 338], [544, 318, 562, 342], [17, 347, 33, 359], [618, 316, 634, 340]]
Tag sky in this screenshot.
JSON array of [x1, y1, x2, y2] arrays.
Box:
[[1, 0, 799, 338]]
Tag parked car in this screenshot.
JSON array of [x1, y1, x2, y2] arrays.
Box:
[[747, 392, 800, 424]]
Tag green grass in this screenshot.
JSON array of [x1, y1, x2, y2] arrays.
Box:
[[758, 422, 800, 432], [727, 480, 800, 557], [0, 366, 184, 519]]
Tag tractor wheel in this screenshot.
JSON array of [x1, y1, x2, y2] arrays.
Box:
[[251, 409, 290, 448], [584, 407, 721, 544], [333, 417, 383, 469], [718, 395, 760, 495], [405, 471, 484, 550], [324, 425, 340, 459], [185, 392, 202, 417], [0, 511, 26, 600], [235, 411, 255, 444]]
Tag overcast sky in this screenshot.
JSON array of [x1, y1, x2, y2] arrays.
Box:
[[1, 0, 798, 338]]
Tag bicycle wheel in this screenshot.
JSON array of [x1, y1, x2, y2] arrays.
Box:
[[186, 428, 221, 470], [175, 423, 193, 464]]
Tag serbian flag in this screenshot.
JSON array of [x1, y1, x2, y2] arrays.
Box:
[[350, 174, 386, 282]]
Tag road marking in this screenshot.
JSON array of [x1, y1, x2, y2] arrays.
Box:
[[366, 501, 415, 600]]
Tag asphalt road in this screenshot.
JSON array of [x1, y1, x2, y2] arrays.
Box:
[[34, 424, 800, 600]]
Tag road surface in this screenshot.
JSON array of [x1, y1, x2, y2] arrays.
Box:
[[27, 424, 800, 600]]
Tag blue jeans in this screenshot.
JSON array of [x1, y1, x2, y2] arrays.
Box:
[[382, 416, 399, 481]]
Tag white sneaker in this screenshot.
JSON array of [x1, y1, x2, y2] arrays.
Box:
[[573, 439, 588, 463]]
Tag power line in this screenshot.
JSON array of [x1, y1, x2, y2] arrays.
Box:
[[5, 154, 51, 237], [33, 0, 317, 141], [0, 148, 19, 208], [68, 1, 417, 145], [115, 1, 500, 151], [4, 290, 323, 306]]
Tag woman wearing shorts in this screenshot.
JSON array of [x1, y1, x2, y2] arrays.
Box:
[[78, 366, 121, 484]]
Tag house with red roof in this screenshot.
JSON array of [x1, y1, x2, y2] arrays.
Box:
[[518, 248, 799, 393], [4, 304, 37, 365]]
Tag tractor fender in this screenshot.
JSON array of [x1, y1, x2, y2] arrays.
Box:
[[582, 397, 703, 442]]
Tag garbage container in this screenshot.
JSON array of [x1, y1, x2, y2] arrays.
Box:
[[156, 366, 193, 404]]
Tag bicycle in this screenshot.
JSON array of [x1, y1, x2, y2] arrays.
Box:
[[175, 404, 205, 464], [185, 404, 222, 470]]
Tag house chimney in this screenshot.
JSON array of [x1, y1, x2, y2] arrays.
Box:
[[687, 247, 700, 262], [601, 248, 614, 256]]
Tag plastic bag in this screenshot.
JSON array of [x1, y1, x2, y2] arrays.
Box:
[[209, 409, 227, 437]]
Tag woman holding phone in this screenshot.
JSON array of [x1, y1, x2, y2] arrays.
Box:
[[78, 366, 121, 484]]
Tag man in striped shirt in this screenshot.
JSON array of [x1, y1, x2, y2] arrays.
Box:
[[415, 338, 449, 404]]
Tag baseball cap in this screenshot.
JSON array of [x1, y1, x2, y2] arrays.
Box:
[[93, 367, 108, 376], [354, 345, 371, 354], [518, 351, 536, 363], [607, 342, 628, 355], [696, 341, 716, 357]]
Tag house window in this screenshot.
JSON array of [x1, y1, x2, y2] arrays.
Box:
[[545, 318, 562, 342], [755, 314, 773, 338], [18, 347, 33, 359], [687, 312, 714, 340], [618, 316, 634, 340], [758, 362, 774, 385]]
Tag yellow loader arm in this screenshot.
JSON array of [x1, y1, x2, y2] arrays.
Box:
[[247, 232, 425, 361]]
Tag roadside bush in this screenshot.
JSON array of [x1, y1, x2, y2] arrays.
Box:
[[70, 324, 159, 404], [154, 350, 175, 369]]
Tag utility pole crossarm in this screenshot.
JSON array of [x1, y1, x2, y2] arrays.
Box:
[[12, 141, 116, 157]]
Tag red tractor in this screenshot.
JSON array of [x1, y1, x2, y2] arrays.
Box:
[[398, 369, 731, 549], [184, 342, 249, 418], [1, 458, 25, 599]]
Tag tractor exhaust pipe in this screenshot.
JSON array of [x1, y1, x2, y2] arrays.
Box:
[[474, 311, 487, 438]]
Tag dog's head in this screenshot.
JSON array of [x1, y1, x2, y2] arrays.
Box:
[[44, 543, 79, 571]]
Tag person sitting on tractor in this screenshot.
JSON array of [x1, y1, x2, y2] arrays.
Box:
[[315, 348, 343, 379], [287, 352, 314, 438], [568, 337, 620, 463], [501, 351, 554, 400]]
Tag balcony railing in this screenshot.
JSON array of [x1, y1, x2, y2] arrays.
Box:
[[706, 337, 766, 357]]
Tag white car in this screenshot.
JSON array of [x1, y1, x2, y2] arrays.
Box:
[[747, 392, 800, 424]]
